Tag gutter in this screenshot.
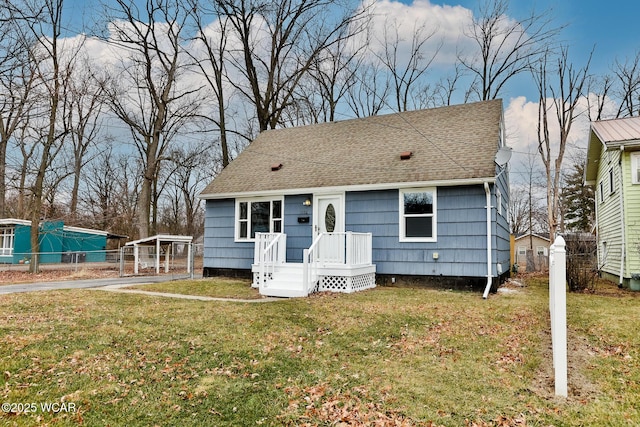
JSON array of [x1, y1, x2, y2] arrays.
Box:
[[199, 177, 498, 200], [619, 146, 626, 287], [483, 181, 492, 299]]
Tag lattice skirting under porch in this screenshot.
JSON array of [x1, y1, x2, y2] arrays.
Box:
[[318, 272, 376, 293], [251, 271, 273, 288]]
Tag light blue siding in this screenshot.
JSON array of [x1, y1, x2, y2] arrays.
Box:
[[204, 198, 254, 269], [283, 194, 313, 262], [204, 183, 511, 279], [346, 187, 492, 277], [494, 166, 511, 275]]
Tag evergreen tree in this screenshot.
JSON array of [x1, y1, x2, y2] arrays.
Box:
[[563, 159, 595, 232]]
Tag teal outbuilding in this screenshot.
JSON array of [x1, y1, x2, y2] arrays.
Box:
[[0, 219, 109, 264]]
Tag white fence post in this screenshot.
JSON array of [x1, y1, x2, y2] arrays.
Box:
[[549, 236, 568, 397]]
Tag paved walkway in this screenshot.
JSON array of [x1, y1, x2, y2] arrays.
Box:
[[0, 275, 197, 295], [0, 274, 280, 302], [91, 283, 279, 302]]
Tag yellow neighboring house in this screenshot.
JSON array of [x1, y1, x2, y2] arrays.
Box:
[[513, 233, 550, 272], [585, 116, 640, 289]]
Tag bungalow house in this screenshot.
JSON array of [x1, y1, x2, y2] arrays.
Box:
[[200, 100, 511, 297], [0, 219, 110, 264], [585, 115, 640, 289]]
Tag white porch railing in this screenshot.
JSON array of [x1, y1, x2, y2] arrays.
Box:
[[254, 233, 287, 291], [303, 232, 373, 292]]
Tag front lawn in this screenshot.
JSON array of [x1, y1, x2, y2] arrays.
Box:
[[0, 276, 638, 426], [125, 277, 263, 300]]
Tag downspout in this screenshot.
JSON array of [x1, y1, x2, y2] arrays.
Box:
[[483, 181, 492, 299], [619, 145, 626, 287]]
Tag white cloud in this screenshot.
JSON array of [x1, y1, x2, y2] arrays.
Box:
[[504, 94, 604, 184], [364, 0, 472, 67]]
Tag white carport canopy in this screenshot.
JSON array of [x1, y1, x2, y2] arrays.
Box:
[[124, 234, 193, 274]]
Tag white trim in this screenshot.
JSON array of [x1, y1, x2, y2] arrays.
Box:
[[0, 218, 31, 226], [399, 187, 437, 243], [234, 196, 284, 242], [0, 219, 108, 236], [125, 234, 193, 246], [200, 177, 496, 200], [64, 225, 108, 236], [0, 225, 15, 256], [631, 152, 640, 185]]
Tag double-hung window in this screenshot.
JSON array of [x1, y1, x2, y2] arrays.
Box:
[[399, 188, 437, 242], [236, 198, 283, 241], [632, 152, 640, 185], [609, 168, 615, 194], [0, 226, 15, 256]]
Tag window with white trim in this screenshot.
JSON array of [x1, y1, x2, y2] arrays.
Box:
[[399, 188, 436, 242], [0, 226, 15, 256], [599, 181, 604, 203], [632, 152, 640, 184], [496, 189, 503, 216], [608, 168, 615, 194], [235, 198, 283, 241]]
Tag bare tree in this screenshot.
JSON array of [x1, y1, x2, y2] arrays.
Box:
[[345, 61, 390, 118], [217, 0, 370, 131], [158, 141, 213, 238], [305, 32, 368, 123], [187, 0, 235, 167], [0, 13, 38, 218], [101, 0, 203, 238], [459, 0, 561, 101], [586, 74, 614, 122], [612, 51, 640, 118], [534, 46, 591, 243], [374, 17, 441, 112], [81, 147, 141, 238], [62, 56, 106, 222], [11, 0, 77, 272]]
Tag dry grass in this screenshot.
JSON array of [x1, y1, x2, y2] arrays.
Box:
[[0, 274, 638, 426]]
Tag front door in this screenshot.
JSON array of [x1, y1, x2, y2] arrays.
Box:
[[314, 194, 345, 263]]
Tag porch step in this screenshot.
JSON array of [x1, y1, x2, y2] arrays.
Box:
[[259, 265, 310, 298]]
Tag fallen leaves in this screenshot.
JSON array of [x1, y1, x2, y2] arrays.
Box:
[[281, 382, 418, 426]]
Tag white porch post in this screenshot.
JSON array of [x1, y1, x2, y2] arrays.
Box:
[[134, 245, 139, 274], [187, 243, 192, 274], [156, 239, 161, 274], [164, 243, 170, 273]]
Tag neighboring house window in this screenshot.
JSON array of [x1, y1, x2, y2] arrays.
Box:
[[536, 246, 548, 256], [599, 181, 604, 203], [399, 188, 437, 242], [632, 152, 640, 184], [518, 246, 526, 256], [609, 168, 615, 194], [236, 198, 283, 241], [0, 226, 14, 256]]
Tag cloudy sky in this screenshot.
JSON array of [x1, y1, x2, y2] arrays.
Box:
[[60, 0, 640, 184]]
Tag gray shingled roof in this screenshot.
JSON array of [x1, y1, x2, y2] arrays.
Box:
[[201, 99, 503, 198]]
